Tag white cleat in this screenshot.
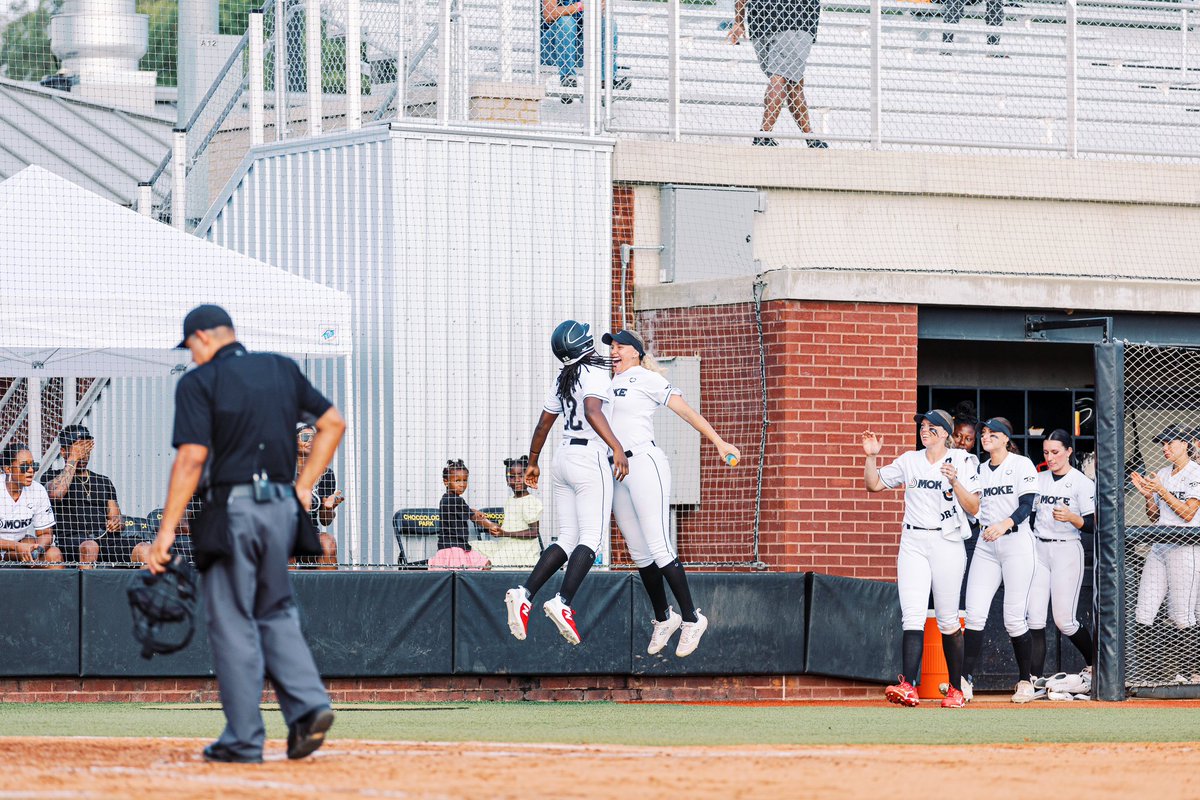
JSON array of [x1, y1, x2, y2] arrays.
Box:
[[504, 587, 532, 641], [1011, 680, 1041, 704], [543, 593, 581, 645], [647, 607, 683, 655], [675, 610, 708, 658]]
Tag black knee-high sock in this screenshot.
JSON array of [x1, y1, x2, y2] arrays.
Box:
[[660, 560, 697, 623], [1067, 626, 1094, 668], [637, 564, 670, 622], [1029, 627, 1048, 677], [902, 630, 924, 682], [558, 546, 595, 606], [962, 628, 984, 680], [523, 543, 568, 601], [1011, 631, 1034, 682], [942, 629, 964, 691]]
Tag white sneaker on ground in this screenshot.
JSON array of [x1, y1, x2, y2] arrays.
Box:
[[1047, 690, 1075, 701], [1012, 680, 1040, 704], [504, 586, 532, 641], [675, 610, 708, 657], [647, 607, 683, 655], [543, 593, 581, 645], [1047, 670, 1091, 694]]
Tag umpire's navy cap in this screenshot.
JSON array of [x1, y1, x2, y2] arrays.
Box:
[[913, 409, 954, 436], [177, 304, 234, 348], [602, 330, 645, 357], [1153, 424, 1191, 444]]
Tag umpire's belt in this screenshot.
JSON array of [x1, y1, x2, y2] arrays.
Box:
[[225, 482, 293, 501], [609, 441, 656, 462]]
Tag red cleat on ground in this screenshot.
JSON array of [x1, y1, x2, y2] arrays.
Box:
[[885, 675, 920, 707], [940, 686, 967, 708]]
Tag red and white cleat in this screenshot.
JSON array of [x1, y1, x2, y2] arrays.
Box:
[[544, 593, 581, 645], [885, 675, 920, 707], [940, 686, 966, 708], [504, 587, 532, 641]]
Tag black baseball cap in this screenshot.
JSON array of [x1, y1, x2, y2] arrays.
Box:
[[177, 304, 233, 348], [913, 409, 954, 436], [981, 417, 1013, 439], [1154, 424, 1191, 444], [58, 424, 93, 447], [602, 330, 645, 357]]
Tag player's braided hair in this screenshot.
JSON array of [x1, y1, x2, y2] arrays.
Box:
[[442, 458, 468, 480], [556, 352, 611, 404]]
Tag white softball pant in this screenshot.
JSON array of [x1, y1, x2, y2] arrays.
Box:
[[613, 447, 676, 569], [964, 529, 1037, 637], [1135, 543, 1198, 628], [550, 443, 613, 557], [897, 528, 967, 634], [1027, 538, 1085, 636]]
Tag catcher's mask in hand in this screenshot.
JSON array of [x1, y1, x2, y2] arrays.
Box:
[[128, 555, 198, 660]]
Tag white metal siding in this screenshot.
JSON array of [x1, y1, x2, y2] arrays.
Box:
[[202, 125, 613, 564]]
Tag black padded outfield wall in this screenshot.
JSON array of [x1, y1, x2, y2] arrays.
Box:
[[81, 570, 213, 677], [454, 571, 633, 676], [805, 573, 901, 682], [0, 570, 79, 676], [630, 573, 805, 676], [292, 571, 453, 676], [1093, 341, 1125, 701]]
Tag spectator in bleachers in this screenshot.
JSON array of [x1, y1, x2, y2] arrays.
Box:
[[473, 457, 544, 568], [43, 425, 132, 567], [430, 459, 499, 570], [294, 422, 342, 569], [540, 0, 630, 97], [0, 443, 63, 568], [942, 0, 1004, 51], [729, 0, 828, 148]]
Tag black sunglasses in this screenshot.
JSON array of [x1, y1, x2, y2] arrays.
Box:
[[10, 462, 38, 472], [298, 431, 315, 443]]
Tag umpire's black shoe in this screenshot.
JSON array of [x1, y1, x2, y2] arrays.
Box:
[[287, 706, 335, 760], [202, 743, 263, 764]]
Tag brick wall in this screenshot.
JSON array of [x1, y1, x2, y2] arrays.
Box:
[[633, 299, 919, 579], [0, 675, 880, 704]]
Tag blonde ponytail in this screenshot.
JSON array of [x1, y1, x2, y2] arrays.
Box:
[[624, 330, 668, 376]]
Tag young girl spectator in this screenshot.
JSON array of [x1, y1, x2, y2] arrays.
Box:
[[431, 459, 499, 570], [473, 457, 544, 568]]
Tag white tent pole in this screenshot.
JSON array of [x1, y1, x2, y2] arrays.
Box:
[[137, 182, 153, 216], [249, 10, 265, 146], [171, 128, 187, 229], [306, 0, 323, 136], [346, 0, 362, 130], [63, 378, 77, 430], [28, 378, 42, 461]]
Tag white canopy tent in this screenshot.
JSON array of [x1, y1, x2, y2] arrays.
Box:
[[0, 165, 351, 378]]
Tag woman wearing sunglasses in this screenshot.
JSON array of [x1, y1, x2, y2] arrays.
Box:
[[0, 443, 63, 567], [294, 423, 343, 568]]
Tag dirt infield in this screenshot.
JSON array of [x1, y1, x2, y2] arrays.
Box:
[[4, 737, 1199, 799]]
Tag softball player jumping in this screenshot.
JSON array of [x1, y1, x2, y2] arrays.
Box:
[[603, 330, 740, 658], [1130, 424, 1200, 681], [961, 417, 1041, 704], [1027, 430, 1096, 686], [862, 409, 980, 709], [504, 320, 629, 646]]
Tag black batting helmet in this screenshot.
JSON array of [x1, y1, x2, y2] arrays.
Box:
[[550, 320, 594, 365]]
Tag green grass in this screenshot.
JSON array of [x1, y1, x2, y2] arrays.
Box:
[[3, 702, 1200, 746]]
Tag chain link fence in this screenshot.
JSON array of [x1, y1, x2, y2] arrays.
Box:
[[1122, 344, 1200, 690]]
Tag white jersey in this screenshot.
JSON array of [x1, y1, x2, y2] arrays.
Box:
[[977, 452, 1039, 533], [1152, 461, 1200, 527], [542, 363, 611, 445], [605, 366, 681, 451], [1034, 467, 1096, 541], [0, 482, 55, 542], [879, 448, 981, 531]]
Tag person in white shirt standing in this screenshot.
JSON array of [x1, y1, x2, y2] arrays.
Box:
[[602, 329, 740, 658], [1027, 429, 1096, 693], [504, 321, 628, 646], [862, 410, 980, 709], [960, 417, 1041, 704], [1130, 424, 1200, 683], [0, 443, 63, 568]]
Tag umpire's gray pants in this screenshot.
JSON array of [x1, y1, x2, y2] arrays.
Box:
[[202, 494, 329, 758]]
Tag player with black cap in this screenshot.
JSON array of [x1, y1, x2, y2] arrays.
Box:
[[1131, 423, 1200, 681], [862, 409, 980, 708], [146, 304, 346, 763], [44, 424, 129, 567]]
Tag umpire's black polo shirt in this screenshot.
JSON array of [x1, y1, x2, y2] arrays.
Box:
[[172, 342, 332, 486]]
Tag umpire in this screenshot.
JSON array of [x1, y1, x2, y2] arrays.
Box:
[[147, 304, 346, 764]]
